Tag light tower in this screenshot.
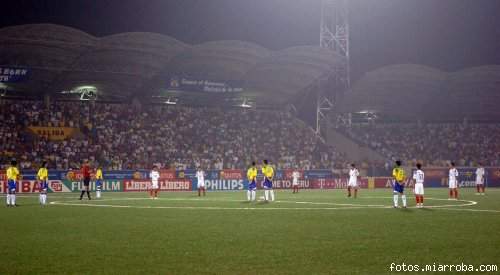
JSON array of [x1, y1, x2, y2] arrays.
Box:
[[316, 0, 350, 136]]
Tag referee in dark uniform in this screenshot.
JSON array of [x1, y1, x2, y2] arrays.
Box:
[[79, 160, 92, 200]]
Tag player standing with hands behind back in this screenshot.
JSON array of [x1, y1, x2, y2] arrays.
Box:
[[413, 163, 425, 208], [79, 160, 91, 200], [196, 167, 206, 197], [6, 160, 20, 207], [37, 161, 49, 206], [475, 163, 485, 195], [95, 166, 104, 199], [292, 168, 300, 194], [150, 166, 160, 199], [247, 162, 258, 202], [448, 162, 459, 200], [392, 160, 407, 208], [262, 160, 275, 202]]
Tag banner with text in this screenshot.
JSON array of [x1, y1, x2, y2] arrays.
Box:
[[0, 66, 30, 82], [167, 76, 244, 93], [28, 126, 77, 141]]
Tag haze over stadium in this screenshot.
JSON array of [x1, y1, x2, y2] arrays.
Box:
[[1, 1, 500, 274]]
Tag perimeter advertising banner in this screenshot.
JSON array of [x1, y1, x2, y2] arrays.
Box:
[[310, 177, 369, 189], [0, 180, 70, 193], [1, 168, 499, 192], [123, 179, 191, 192]]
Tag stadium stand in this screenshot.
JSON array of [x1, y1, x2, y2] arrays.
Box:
[[338, 122, 500, 167], [0, 100, 347, 170]]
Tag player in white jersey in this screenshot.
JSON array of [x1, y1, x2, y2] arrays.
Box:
[[475, 163, 485, 195], [412, 163, 425, 208], [347, 163, 360, 198], [448, 162, 459, 200], [196, 167, 206, 197], [292, 169, 300, 194], [149, 166, 160, 199]]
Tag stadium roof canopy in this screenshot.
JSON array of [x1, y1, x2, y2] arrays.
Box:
[[0, 24, 343, 105], [341, 64, 500, 120]]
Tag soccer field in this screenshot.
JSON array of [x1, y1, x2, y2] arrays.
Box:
[[1, 189, 499, 275]]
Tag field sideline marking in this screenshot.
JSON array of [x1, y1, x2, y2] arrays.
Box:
[[48, 202, 379, 211], [49, 197, 481, 211]]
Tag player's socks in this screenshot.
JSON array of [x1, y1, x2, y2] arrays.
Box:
[[247, 190, 251, 201], [476, 185, 480, 193], [402, 195, 407, 207], [11, 194, 16, 206], [415, 195, 419, 204], [6, 194, 10, 206], [264, 190, 269, 201], [420, 196, 424, 205], [270, 190, 275, 201], [393, 194, 398, 207], [251, 190, 256, 201], [97, 190, 101, 199], [44, 194, 47, 204], [347, 187, 351, 197], [86, 191, 91, 200], [80, 190, 85, 199], [454, 189, 458, 199], [39, 194, 43, 204], [449, 189, 453, 198]]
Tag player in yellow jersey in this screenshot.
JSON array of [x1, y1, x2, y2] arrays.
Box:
[[6, 160, 20, 207], [246, 161, 258, 201], [37, 161, 49, 206], [95, 166, 104, 199], [261, 159, 275, 202], [392, 160, 407, 208]]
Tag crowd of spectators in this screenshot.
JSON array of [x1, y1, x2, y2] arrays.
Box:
[[0, 99, 347, 170], [341, 122, 500, 167]]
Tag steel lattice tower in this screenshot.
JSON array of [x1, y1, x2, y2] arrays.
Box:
[[316, 0, 350, 135]]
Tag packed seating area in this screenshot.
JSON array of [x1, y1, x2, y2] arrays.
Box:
[[341, 122, 500, 167], [0, 99, 347, 170]]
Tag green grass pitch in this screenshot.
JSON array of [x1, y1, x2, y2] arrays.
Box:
[[1, 189, 499, 275]]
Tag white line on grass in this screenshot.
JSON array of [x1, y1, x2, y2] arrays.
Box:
[[49, 201, 385, 211], [49, 197, 481, 211]]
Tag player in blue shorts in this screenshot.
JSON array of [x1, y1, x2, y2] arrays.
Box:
[[261, 159, 275, 202], [95, 166, 104, 199], [392, 160, 407, 208], [6, 160, 20, 207], [37, 161, 49, 206], [246, 162, 257, 202]]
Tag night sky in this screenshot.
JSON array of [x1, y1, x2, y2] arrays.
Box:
[[1, 0, 499, 80]]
